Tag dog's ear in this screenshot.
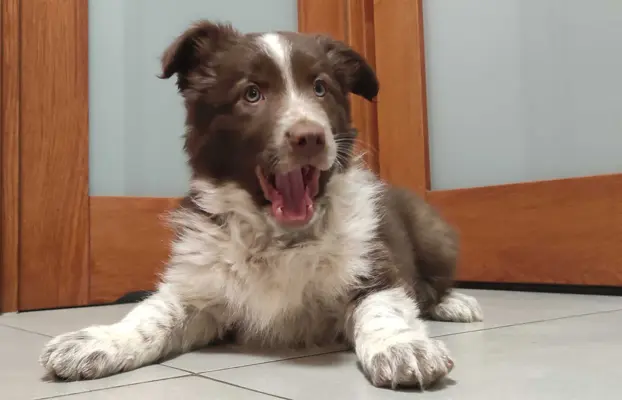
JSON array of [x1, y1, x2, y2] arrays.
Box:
[[159, 20, 240, 91], [316, 35, 379, 101]]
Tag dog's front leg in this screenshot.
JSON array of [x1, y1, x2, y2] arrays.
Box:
[[346, 286, 454, 389], [40, 285, 221, 380]]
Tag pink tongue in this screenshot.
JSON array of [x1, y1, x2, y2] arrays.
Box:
[[274, 168, 306, 218]]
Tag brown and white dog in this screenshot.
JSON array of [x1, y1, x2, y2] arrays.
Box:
[[40, 21, 483, 389]]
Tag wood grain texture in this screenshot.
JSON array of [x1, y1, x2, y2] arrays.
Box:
[[427, 174, 622, 285], [1, 0, 20, 313], [374, 0, 430, 195], [298, 0, 347, 41], [18, 0, 90, 310], [89, 197, 179, 304], [346, 0, 379, 172]]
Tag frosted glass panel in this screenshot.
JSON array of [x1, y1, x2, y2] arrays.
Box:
[[89, 0, 297, 196], [424, 0, 622, 190]]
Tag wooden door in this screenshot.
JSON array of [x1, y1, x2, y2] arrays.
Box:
[[3, 0, 619, 314], [371, 0, 622, 287]]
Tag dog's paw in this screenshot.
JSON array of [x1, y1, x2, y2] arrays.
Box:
[[40, 327, 125, 380], [429, 291, 483, 323], [362, 336, 453, 389]]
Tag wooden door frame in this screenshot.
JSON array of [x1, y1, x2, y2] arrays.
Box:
[[1, 0, 90, 313], [1, 0, 20, 313]]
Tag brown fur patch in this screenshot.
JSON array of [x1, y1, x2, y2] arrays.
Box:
[[159, 21, 378, 209]]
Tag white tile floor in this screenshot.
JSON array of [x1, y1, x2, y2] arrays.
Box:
[[2, 289, 622, 399]]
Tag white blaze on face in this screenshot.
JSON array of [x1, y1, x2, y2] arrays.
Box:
[[257, 33, 336, 170]]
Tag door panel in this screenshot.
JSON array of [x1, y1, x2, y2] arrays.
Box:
[[423, 0, 622, 190], [1, 0, 20, 313], [89, 197, 177, 303], [88, 0, 188, 197], [374, 0, 622, 286], [18, 0, 90, 311], [427, 174, 622, 284], [373, 0, 430, 195]]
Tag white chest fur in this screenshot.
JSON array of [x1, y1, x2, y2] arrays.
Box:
[[163, 166, 381, 345]]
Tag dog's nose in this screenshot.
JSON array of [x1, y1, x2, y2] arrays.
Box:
[[286, 122, 326, 158]]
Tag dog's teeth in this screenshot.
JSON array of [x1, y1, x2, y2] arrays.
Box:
[[276, 207, 284, 217]]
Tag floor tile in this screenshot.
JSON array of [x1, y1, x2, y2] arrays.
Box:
[[426, 289, 622, 337], [429, 309, 622, 399], [0, 304, 134, 337], [3, 289, 622, 399], [0, 325, 188, 400], [3, 290, 620, 341], [205, 310, 622, 400], [0, 304, 345, 375], [45, 376, 279, 399], [134, 289, 622, 373], [163, 343, 347, 373]]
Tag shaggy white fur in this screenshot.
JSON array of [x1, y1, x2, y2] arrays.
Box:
[[41, 166, 384, 378]]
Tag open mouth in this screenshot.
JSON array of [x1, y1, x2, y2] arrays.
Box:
[[255, 165, 320, 226]]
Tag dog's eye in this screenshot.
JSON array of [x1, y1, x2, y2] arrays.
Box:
[[244, 84, 263, 103], [313, 79, 326, 97]]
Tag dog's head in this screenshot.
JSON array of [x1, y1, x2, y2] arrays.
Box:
[[160, 21, 378, 228]]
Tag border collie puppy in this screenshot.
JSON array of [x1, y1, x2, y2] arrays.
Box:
[[41, 21, 482, 389]]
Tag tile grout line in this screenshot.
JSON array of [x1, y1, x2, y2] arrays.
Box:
[[193, 348, 349, 374], [42, 360, 297, 399], [0, 322, 53, 338], [156, 362, 293, 398], [197, 374, 293, 400], [158, 363, 196, 375], [162, 308, 622, 375], [432, 307, 622, 339], [33, 374, 193, 400], [2, 305, 621, 344], [4, 305, 622, 398]]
